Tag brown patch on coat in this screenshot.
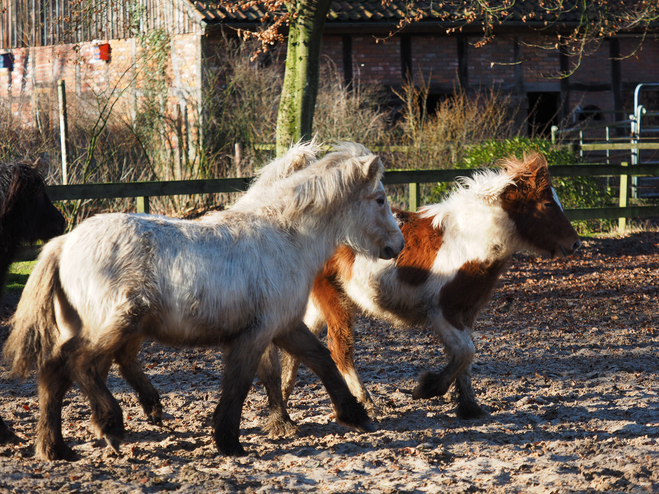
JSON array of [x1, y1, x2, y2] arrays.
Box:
[[439, 259, 508, 330], [311, 246, 357, 372], [326, 246, 356, 282], [393, 209, 443, 286]]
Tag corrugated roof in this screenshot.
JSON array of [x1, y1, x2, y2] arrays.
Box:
[[192, 1, 634, 27]]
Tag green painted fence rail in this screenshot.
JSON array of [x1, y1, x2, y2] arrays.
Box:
[[45, 163, 659, 226]]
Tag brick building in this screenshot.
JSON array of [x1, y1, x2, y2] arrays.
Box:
[[1, 1, 658, 141]]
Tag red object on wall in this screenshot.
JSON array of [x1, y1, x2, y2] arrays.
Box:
[[94, 43, 110, 62]]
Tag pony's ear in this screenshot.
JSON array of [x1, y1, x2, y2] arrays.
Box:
[[509, 153, 550, 190], [359, 155, 383, 182], [526, 157, 551, 190]]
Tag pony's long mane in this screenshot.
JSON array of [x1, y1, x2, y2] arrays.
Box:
[[231, 139, 321, 213], [246, 142, 383, 223], [499, 152, 552, 191], [420, 152, 549, 229]]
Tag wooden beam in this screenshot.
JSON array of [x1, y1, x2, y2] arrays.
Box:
[[581, 143, 659, 151]]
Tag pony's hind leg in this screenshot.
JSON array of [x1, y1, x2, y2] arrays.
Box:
[[213, 331, 271, 457], [35, 355, 76, 461], [280, 351, 302, 403], [280, 302, 325, 402], [115, 339, 163, 425], [72, 349, 125, 454], [413, 316, 475, 401], [257, 344, 297, 437], [273, 321, 374, 433]]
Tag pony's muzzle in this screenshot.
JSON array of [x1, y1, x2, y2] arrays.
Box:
[[560, 238, 583, 257], [380, 238, 405, 260]]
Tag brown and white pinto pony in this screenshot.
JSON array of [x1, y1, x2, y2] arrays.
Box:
[[281, 152, 582, 419], [4, 143, 405, 461]]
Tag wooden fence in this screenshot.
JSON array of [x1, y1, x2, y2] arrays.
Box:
[[46, 162, 659, 231]]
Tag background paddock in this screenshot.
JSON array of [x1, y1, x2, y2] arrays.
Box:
[[0, 231, 657, 492]]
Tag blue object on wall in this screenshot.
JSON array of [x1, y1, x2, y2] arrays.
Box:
[[0, 53, 14, 71]]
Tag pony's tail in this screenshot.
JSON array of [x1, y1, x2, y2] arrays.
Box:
[[4, 236, 66, 379]]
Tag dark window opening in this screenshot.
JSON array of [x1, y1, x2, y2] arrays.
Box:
[[527, 92, 560, 137], [577, 105, 603, 122]]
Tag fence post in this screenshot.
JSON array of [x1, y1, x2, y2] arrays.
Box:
[[618, 162, 628, 235], [136, 196, 150, 214], [235, 142, 243, 177], [57, 79, 69, 185], [409, 182, 418, 212]]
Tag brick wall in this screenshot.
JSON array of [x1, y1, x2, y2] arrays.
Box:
[[468, 35, 517, 88], [520, 34, 562, 85], [352, 34, 401, 85], [321, 35, 345, 78], [0, 34, 202, 129], [566, 43, 613, 122], [411, 34, 459, 86]]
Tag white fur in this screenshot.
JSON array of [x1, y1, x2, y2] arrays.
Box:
[[54, 143, 404, 353], [337, 171, 521, 328]]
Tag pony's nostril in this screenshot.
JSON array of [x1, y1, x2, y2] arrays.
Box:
[[383, 246, 395, 259], [572, 239, 583, 251]]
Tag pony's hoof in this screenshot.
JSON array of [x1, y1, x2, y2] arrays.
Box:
[[104, 434, 122, 456], [36, 441, 78, 462], [264, 416, 298, 438], [218, 441, 247, 457], [335, 400, 375, 434], [412, 371, 450, 400], [145, 404, 164, 425], [456, 402, 489, 420], [146, 413, 163, 426], [355, 420, 377, 433], [0, 428, 21, 445]]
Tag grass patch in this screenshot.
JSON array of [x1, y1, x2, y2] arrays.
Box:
[[5, 261, 37, 294]]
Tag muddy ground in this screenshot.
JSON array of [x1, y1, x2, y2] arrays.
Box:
[[0, 232, 657, 493]]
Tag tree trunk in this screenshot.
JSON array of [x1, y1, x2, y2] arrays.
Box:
[[276, 0, 332, 156]]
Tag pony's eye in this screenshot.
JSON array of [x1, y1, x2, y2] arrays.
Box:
[[377, 197, 385, 206]]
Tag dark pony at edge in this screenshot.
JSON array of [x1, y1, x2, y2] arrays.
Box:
[[0, 160, 66, 443]]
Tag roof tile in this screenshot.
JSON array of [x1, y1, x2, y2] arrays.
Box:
[[192, 0, 650, 28]]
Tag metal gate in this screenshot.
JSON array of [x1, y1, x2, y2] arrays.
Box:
[[631, 83, 659, 198]]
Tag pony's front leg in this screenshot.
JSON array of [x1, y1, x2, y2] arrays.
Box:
[[257, 344, 297, 437], [454, 368, 488, 419], [325, 311, 376, 414], [273, 321, 374, 433], [412, 316, 475, 402], [35, 354, 76, 461], [115, 339, 163, 425], [213, 332, 270, 456]]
